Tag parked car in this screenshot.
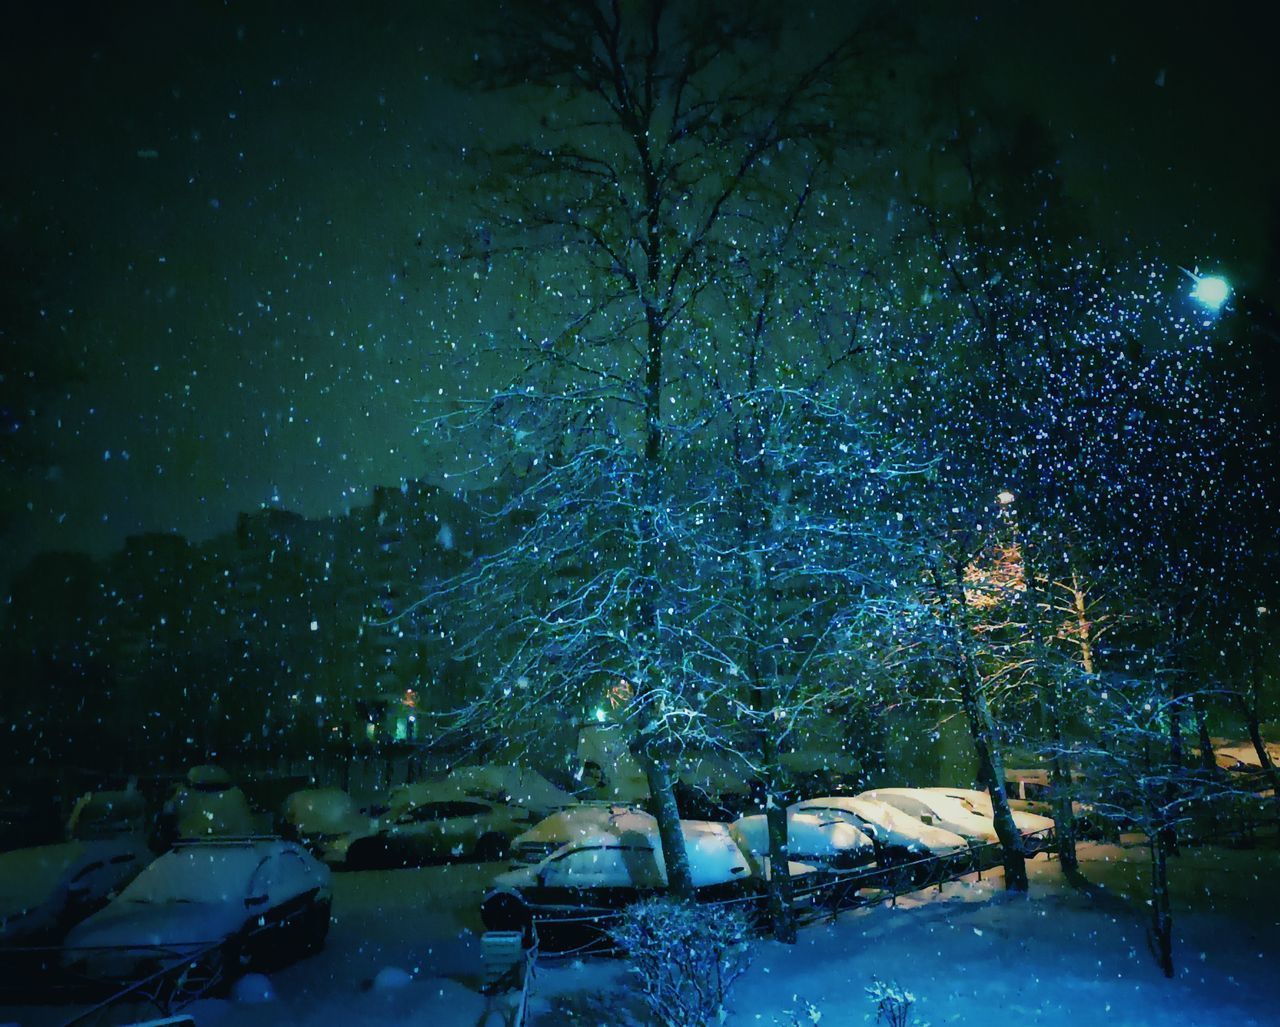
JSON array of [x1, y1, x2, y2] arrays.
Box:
[[858, 787, 1012, 867], [730, 811, 874, 873], [481, 818, 759, 944], [1003, 770, 1104, 839], [509, 803, 653, 867], [65, 786, 148, 841], [0, 838, 150, 947], [344, 787, 532, 869], [922, 788, 1056, 854], [1209, 743, 1280, 790], [156, 766, 257, 847], [673, 756, 756, 820], [280, 788, 377, 866], [62, 838, 331, 988], [443, 766, 577, 819], [777, 751, 864, 803], [791, 795, 971, 879]]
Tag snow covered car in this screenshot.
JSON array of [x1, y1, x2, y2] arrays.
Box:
[[1209, 743, 1280, 790], [157, 766, 257, 846], [0, 838, 149, 946], [280, 788, 377, 866], [62, 838, 331, 987], [508, 803, 652, 867], [65, 786, 148, 840], [730, 811, 875, 873], [922, 788, 1056, 855], [481, 817, 754, 946], [344, 788, 532, 869], [790, 795, 972, 879], [443, 766, 577, 819], [1003, 771, 1103, 839], [858, 788, 1011, 867]]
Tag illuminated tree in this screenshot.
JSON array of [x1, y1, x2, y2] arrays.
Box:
[[420, 0, 890, 899]]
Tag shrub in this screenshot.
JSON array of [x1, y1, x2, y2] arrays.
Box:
[[609, 898, 754, 1027], [866, 978, 925, 1027]]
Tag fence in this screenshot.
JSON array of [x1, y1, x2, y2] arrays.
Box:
[[527, 828, 1056, 960], [0, 939, 226, 1027]]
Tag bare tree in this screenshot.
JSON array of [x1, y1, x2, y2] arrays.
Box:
[[421, 0, 887, 896], [1052, 671, 1247, 977]]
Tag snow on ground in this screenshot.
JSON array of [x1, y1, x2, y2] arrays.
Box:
[[2, 842, 1276, 1026], [533, 841, 1280, 1027]]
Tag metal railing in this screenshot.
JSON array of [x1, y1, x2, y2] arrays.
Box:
[[0, 939, 225, 1027], [527, 827, 1057, 959]]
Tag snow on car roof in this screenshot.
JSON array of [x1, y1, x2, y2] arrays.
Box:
[[120, 842, 285, 904], [517, 805, 656, 847], [446, 766, 575, 810], [385, 782, 477, 812], [797, 795, 920, 830], [730, 812, 868, 858], [283, 788, 363, 832]]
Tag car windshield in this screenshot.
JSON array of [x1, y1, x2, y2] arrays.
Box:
[[120, 847, 262, 904]]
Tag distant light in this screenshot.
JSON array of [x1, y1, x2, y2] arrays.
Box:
[[1188, 272, 1231, 312], [594, 707, 608, 723], [996, 491, 1016, 506]]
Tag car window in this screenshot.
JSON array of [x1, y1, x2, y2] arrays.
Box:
[[401, 800, 492, 822], [882, 795, 927, 818], [447, 801, 492, 817], [401, 803, 449, 823], [553, 844, 658, 887]]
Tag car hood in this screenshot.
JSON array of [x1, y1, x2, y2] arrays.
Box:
[[65, 900, 245, 951]]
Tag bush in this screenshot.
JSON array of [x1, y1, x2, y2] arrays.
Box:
[[866, 978, 926, 1027], [609, 898, 754, 1027]]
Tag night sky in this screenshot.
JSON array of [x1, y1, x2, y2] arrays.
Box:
[[3, 1, 1277, 583]]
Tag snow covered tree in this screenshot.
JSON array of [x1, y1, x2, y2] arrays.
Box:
[[420, 0, 894, 899]]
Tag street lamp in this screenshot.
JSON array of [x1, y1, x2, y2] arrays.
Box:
[[996, 490, 1016, 506], [1182, 267, 1231, 313]]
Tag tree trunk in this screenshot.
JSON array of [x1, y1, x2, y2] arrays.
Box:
[[1069, 569, 1095, 675], [635, 747, 696, 900], [1028, 556, 1079, 879], [764, 795, 797, 943], [1149, 830, 1175, 978], [935, 557, 1027, 892], [958, 661, 1028, 892], [1161, 707, 1183, 858], [1042, 670, 1079, 877], [1239, 665, 1280, 836], [1192, 694, 1217, 775]]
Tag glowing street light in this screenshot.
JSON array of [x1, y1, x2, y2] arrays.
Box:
[[1182, 268, 1231, 313], [996, 490, 1016, 506]]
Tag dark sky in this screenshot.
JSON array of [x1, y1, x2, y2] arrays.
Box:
[[3, 1, 1277, 583]]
